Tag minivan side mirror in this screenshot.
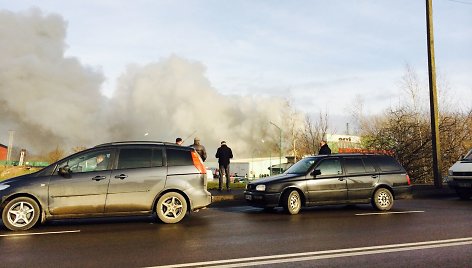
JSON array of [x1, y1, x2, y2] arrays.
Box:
[[58, 166, 71, 177], [310, 169, 321, 177]]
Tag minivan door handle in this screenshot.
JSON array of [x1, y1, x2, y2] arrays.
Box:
[[371, 175, 378, 179], [114, 174, 128, 180], [338, 178, 345, 181], [92, 176, 107, 181]]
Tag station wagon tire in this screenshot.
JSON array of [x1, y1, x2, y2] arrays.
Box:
[[372, 188, 394, 211], [283, 190, 301, 215], [156, 192, 188, 224], [456, 190, 471, 200], [2, 196, 40, 231]]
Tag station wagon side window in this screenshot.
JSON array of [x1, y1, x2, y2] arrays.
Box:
[[374, 156, 403, 172], [315, 158, 342, 176], [55, 150, 113, 174], [344, 158, 365, 174]]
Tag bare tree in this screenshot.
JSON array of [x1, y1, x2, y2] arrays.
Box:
[[46, 146, 65, 163], [356, 65, 472, 184], [296, 111, 329, 158]]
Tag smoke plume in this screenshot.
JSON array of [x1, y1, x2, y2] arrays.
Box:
[[0, 9, 304, 160]]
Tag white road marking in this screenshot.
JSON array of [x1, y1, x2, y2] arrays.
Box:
[[148, 237, 472, 268], [355, 210, 425, 216], [0, 230, 81, 237]]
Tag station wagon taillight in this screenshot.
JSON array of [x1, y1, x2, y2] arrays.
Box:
[[406, 174, 411, 185], [191, 151, 206, 174]]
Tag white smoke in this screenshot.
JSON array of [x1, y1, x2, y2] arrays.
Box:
[[0, 9, 305, 160]]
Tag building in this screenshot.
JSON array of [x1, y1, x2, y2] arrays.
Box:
[[0, 144, 7, 161], [326, 134, 362, 153], [205, 156, 290, 180]]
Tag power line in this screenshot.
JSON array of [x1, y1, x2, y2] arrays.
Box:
[[445, 0, 472, 5]]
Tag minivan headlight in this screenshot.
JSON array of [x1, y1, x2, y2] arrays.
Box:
[[0, 184, 10, 191], [256, 184, 266, 192]]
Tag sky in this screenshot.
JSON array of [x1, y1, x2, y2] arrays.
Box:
[[0, 0, 471, 157]]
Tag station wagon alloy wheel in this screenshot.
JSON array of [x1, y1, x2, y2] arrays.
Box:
[[372, 188, 394, 211], [2, 197, 40, 231], [284, 190, 301, 215], [156, 192, 188, 224]]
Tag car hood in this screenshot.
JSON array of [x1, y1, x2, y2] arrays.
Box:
[[0, 173, 34, 185], [450, 161, 472, 172], [250, 173, 302, 184]]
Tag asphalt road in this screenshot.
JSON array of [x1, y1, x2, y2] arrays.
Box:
[[1, 197, 471, 268]]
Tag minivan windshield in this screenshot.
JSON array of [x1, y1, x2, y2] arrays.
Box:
[[285, 157, 319, 174]]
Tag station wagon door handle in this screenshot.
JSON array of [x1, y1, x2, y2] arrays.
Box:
[[115, 174, 128, 180], [92, 176, 107, 181], [371, 175, 378, 179], [338, 178, 345, 181]]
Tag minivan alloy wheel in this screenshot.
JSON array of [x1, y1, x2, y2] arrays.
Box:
[[156, 192, 188, 224], [2, 197, 40, 231]]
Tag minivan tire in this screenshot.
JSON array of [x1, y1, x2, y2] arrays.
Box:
[[156, 192, 188, 224], [283, 190, 302, 215], [372, 188, 394, 211], [2, 196, 41, 231], [456, 190, 471, 200]]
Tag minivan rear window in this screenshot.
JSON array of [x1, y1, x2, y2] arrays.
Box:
[[167, 149, 193, 166]]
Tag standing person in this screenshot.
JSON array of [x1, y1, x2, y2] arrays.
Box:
[[190, 137, 207, 161], [215, 141, 233, 191], [319, 140, 331, 155], [175, 137, 183, 145]]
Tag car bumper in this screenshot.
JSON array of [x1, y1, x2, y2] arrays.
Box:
[[446, 176, 472, 191], [243, 191, 281, 208], [188, 189, 212, 210], [393, 185, 412, 199]]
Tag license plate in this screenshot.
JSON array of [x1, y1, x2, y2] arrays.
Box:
[[245, 194, 252, 200]]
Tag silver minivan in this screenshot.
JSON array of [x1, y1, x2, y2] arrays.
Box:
[[0, 141, 212, 231], [446, 149, 472, 200]]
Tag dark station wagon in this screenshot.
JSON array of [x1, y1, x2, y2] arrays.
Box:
[[244, 154, 411, 214], [0, 141, 211, 231]]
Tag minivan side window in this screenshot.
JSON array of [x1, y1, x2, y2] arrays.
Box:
[[315, 158, 342, 176], [118, 148, 153, 169], [374, 155, 403, 172], [152, 149, 164, 167], [56, 150, 113, 174], [167, 149, 193, 166]]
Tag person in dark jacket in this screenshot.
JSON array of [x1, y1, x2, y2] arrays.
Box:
[[215, 141, 233, 191], [190, 137, 207, 161], [319, 140, 331, 155]]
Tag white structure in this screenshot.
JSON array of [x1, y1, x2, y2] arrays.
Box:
[[205, 157, 289, 180]]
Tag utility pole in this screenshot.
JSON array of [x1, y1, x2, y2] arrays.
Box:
[[270, 121, 282, 175], [426, 0, 442, 188], [7, 130, 15, 163]]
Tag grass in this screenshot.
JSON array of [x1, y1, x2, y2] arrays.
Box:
[[207, 180, 247, 190], [0, 166, 42, 181]]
